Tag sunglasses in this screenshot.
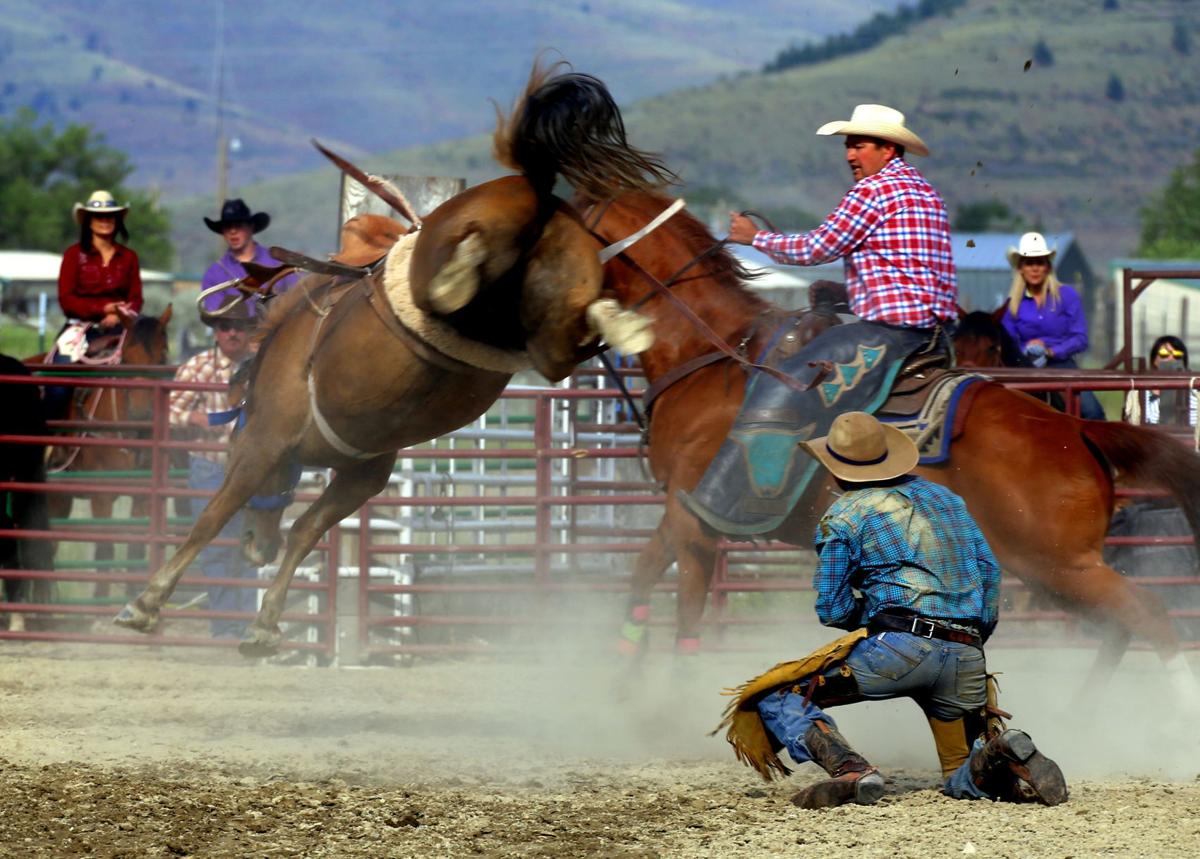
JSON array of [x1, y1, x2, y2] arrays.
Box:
[[1019, 257, 1050, 267], [1156, 345, 1186, 360], [214, 321, 249, 333]]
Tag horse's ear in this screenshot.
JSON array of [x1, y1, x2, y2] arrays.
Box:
[[160, 304, 173, 326]]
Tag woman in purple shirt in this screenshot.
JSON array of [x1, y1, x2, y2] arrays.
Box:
[[1000, 232, 1105, 419]]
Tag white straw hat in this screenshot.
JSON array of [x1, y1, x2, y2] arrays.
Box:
[[1005, 231, 1057, 269], [816, 104, 929, 157], [73, 190, 129, 224]]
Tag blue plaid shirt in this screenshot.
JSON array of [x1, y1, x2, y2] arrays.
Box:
[[813, 476, 1000, 639]]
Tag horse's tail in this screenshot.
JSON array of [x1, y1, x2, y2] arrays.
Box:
[[492, 58, 677, 198], [1081, 420, 1200, 537]]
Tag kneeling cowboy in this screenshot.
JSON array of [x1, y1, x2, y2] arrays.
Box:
[[716, 412, 1067, 808]]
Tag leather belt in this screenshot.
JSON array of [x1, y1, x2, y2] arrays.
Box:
[[868, 613, 982, 648]]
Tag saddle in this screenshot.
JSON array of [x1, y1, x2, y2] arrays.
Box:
[[681, 306, 988, 538], [52, 322, 124, 364]]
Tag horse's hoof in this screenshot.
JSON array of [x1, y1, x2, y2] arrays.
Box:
[[238, 625, 282, 659], [113, 602, 158, 633]]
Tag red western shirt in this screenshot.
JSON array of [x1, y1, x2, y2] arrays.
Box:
[[752, 158, 957, 328], [57, 242, 144, 321]]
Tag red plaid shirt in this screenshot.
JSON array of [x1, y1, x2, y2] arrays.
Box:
[[753, 159, 957, 328]]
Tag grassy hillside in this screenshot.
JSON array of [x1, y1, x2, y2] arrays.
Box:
[[178, 0, 1199, 276], [0, 0, 896, 204]]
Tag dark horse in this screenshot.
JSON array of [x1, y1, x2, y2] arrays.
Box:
[[115, 63, 677, 655], [951, 309, 1065, 411], [0, 354, 53, 631], [41, 311, 172, 587], [580, 192, 1200, 704]]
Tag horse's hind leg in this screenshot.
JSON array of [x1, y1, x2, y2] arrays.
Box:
[[1066, 563, 1200, 708], [114, 445, 282, 632], [239, 454, 397, 658]]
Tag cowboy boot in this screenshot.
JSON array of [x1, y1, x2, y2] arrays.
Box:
[[970, 729, 1068, 806], [789, 721, 886, 809]]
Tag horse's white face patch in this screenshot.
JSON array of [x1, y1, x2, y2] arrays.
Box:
[[427, 233, 487, 314], [381, 233, 532, 374]]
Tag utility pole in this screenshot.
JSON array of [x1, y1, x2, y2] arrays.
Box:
[[213, 0, 227, 217]]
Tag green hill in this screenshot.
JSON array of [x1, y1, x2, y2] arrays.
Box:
[[175, 0, 1199, 275]]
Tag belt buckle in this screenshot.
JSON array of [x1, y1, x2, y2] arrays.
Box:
[[911, 617, 936, 638]]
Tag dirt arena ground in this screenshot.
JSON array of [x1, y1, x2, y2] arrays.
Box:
[[1, 637, 1198, 858]]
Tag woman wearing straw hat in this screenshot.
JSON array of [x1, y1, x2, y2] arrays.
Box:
[[46, 190, 145, 419], [1001, 231, 1105, 419], [57, 189, 143, 329], [718, 412, 1066, 809]]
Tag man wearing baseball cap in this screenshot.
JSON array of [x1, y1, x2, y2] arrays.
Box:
[[717, 412, 1067, 809]]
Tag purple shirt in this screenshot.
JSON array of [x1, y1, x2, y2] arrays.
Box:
[[1000, 284, 1088, 361], [200, 243, 299, 314]]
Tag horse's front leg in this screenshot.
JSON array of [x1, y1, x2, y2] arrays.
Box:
[[665, 498, 719, 656], [113, 446, 282, 632], [239, 454, 397, 658], [618, 519, 675, 658]]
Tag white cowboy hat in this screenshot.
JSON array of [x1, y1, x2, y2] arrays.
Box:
[[816, 104, 930, 157], [73, 189, 129, 224], [1005, 231, 1057, 269], [800, 411, 919, 483]]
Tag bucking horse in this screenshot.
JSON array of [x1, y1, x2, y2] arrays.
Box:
[[114, 62, 675, 655]]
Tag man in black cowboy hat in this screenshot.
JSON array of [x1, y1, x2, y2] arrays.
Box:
[[200, 198, 296, 317], [719, 412, 1067, 810], [168, 292, 259, 638]]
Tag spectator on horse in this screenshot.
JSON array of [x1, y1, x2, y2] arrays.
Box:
[[1124, 335, 1196, 428], [1000, 232, 1105, 419], [717, 412, 1067, 809], [200, 199, 298, 319], [685, 103, 957, 534], [168, 293, 259, 639], [47, 190, 145, 419]]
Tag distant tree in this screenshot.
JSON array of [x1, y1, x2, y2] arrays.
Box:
[[953, 200, 1021, 232], [764, 0, 968, 73], [1032, 39, 1055, 67], [1106, 73, 1125, 101], [1173, 21, 1191, 56], [1138, 150, 1200, 258], [1103, 0, 1119, 10], [0, 109, 173, 268]]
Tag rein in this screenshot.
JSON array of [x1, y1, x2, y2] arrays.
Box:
[[573, 203, 811, 397]]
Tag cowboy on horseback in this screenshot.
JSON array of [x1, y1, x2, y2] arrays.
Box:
[[716, 412, 1067, 809], [682, 105, 957, 535]]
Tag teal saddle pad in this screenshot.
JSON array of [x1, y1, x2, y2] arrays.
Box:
[[680, 321, 934, 536]]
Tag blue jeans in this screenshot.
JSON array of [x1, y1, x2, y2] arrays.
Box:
[[189, 456, 257, 638], [1047, 357, 1106, 420], [756, 631, 991, 799]]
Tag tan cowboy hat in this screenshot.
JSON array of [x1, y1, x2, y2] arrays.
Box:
[[800, 411, 919, 483], [1005, 231, 1057, 269], [816, 104, 930, 157], [73, 190, 129, 224]]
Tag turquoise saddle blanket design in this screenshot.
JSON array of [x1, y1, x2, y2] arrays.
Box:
[[680, 321, 938, 537]]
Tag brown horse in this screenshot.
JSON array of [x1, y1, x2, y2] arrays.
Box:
[[44, 310, 172, 583], [114, 63, 676, 655], [583, 191, 1200, 703]]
